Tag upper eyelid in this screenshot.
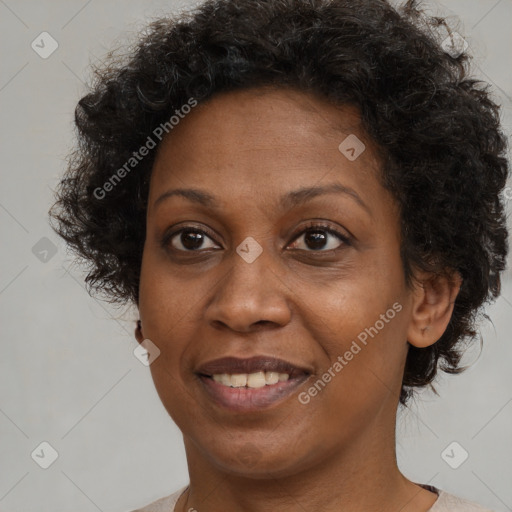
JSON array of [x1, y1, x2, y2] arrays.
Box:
[[291, 223, 350, 241]]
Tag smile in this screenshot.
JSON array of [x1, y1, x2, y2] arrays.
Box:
[[196, 356, 312, 412], [212, 371, 290, 388]]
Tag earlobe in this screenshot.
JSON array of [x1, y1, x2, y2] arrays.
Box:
[[135, 319, 144, 344], [407, 270, 462, 349]]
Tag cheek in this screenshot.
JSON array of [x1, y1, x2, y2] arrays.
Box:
[[319, 303, 406, 378], [137, 254, 194, 390], [298, 298, 407, 436], [299, 263, 408, 406], [138, 248, 197, 335], [307, 265, 405, 349], [137, 256, 196, 425]]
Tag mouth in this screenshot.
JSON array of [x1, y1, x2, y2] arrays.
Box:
[[195, 356, 312, 412]]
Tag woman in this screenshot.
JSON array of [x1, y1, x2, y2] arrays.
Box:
[[49, 0, 509, 510]]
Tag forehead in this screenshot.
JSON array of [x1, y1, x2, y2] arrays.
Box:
[[148, 86, 385, 212]]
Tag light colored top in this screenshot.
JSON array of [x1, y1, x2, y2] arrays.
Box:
[[130, 485, 494, 511]]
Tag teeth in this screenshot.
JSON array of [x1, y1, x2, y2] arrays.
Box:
[[212, 374, 231, 386], [247, 371, 266, 388], [265, 371, 279, 385], [212, 371, 290, 388], [230, 374, 247, 387]]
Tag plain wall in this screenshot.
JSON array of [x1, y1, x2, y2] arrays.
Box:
[[0, 0, 511, 511]]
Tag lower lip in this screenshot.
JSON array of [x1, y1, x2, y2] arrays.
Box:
[[198, 374, 310, 412]]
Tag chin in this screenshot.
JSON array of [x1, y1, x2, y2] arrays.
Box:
[[200, 437, 321, 480]]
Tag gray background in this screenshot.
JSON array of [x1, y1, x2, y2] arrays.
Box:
[[0, 0, 511, 511]]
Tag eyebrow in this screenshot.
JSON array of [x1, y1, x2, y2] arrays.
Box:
[[154, 183, 371, 216]]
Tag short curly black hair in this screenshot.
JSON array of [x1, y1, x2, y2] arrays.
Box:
[[49, 0, 510, 404]]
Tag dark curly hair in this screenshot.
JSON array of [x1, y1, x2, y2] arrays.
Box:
[[49, 0, 510, 404]]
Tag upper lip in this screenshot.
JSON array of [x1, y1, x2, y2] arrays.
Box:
[[196, 356, 312, 378]]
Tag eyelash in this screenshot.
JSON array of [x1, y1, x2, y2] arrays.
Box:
[[162, 221, 351, 254]]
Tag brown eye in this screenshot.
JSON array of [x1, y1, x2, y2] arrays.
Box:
[[288, 224, 350, 252], [166, 228, 220, 252]]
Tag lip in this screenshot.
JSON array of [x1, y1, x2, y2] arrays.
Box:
[[195, 356, 313, 412], [196, 355, 312, 378], [198, 373, 311, 412]]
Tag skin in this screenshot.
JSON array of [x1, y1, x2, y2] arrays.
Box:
[[135, 86, 461, 512]]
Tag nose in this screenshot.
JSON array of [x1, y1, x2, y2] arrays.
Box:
[[204, 246, 292, 333]]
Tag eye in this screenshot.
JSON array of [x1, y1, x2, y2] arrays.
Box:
[[288, 222, 350, 252], [164, 227, 220, 252], [162, 221, 350, 254]]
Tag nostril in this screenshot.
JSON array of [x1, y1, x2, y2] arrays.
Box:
[[255, 320, 272, 327]]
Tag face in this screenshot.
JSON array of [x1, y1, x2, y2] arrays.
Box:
[[137, 86, 417, 478]]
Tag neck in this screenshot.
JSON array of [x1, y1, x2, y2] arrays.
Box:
[[177, 406, 437, 512]]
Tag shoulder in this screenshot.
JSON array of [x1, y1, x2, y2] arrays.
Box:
[[430, 489, 494, 511], [128, 486, 188, 512], [127, 485, 494, 512]]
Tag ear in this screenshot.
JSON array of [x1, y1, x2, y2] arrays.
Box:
[[135, 319, 145, 344], [407, 270, 462, 348]]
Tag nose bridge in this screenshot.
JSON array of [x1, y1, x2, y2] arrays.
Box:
[[229, 238, 271, 294], [206, 236, 291, 331]]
